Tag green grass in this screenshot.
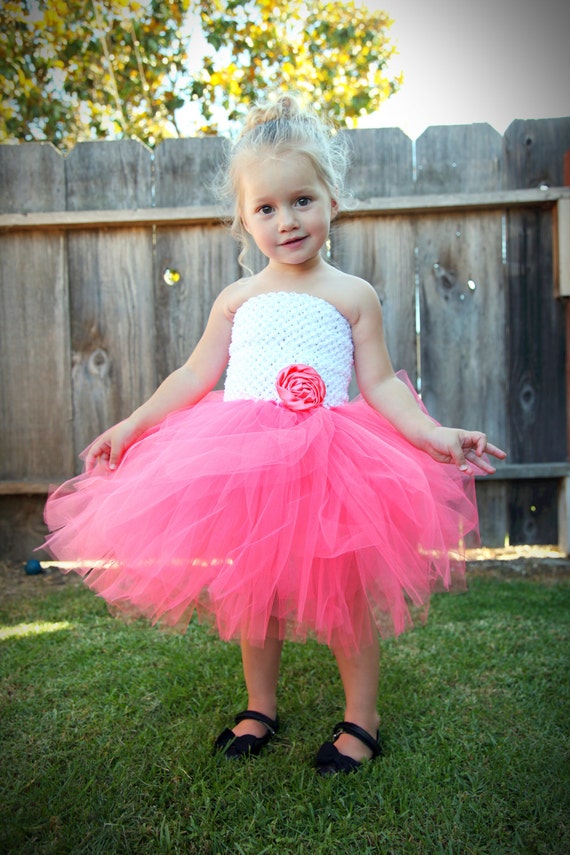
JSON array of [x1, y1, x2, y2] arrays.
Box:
[[1, 572, 569, 854]]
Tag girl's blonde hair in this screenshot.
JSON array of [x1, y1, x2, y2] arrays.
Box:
[[218, 93, 350, 270]]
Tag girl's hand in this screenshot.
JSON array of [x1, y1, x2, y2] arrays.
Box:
[[84, 419, 143, 472], [423, 426, 507, 474]]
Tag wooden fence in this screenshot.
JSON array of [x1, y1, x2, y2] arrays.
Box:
[[1, 118, 570, 559]]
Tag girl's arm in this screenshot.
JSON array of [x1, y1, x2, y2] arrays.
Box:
[[85, 291, 234, 471], [352, 282, 506, 473]]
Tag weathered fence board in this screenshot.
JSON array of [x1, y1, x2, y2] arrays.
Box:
[[153, 137, 241, 383], [502, 119, 570, 543], [154, 224, 241, 381], [507, 208, 567, 463], [0, 231, 73, 478], [332, 216, 417, 380], [0, 144, 74, 557], [68, 228, 157, 461], [0, 119, 569, 559], [504, 118, 570, 190], [64, 141, 157, 462], [65, 139, 153, 210], [154, 136, 228, 207], [414, 209, 508, 546], [415, 124, 503, 194], [344, 128, 414, 199], [0, 142, 65, 213], [416, 211, 506, 435], [508, 479, 559, 545], [3, 188, 568, 231]]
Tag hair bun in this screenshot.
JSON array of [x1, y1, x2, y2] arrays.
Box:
[[240, 93, 303, 137]]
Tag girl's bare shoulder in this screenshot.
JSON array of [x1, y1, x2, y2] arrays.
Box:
[[323, 270, 381, 327], [214, 278, 258, 319]]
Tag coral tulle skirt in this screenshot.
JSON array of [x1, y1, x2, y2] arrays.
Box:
[[44, 379, 480, 654]]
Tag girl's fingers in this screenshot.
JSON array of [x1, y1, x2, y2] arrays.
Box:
[[464, 449, 495, 473], [85, 439, 111, 471], [485, 442, 507, 460]]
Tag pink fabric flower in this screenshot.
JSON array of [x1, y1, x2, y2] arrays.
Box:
[[275, 364, 326, 411]]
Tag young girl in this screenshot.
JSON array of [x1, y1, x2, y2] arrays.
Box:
[[44, 94, 505, 775]]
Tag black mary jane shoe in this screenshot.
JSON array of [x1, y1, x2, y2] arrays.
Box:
[[315, 721, 382, 776], [214, 709, 279, 759]]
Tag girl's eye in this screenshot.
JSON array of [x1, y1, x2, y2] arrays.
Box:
[[296, 197, 311, 207], [258, 205, 273, 215]]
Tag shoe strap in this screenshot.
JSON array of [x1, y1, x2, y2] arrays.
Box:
[[235, 709, 278, 735], [332, 721, 382, 757]]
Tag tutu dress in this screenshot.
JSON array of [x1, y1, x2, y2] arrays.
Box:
[[44, 291, 480, 654]]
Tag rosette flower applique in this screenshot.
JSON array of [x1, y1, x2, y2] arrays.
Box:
[[275, 364, 326, 411]]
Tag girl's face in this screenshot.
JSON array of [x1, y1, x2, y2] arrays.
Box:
[[239, 149, 338, 270]]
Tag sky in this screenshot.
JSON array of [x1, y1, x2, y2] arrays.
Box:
[[360, 0, 570, 138]]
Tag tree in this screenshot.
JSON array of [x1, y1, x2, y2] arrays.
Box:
[[0, 0, 402, 148], [195, 0, 401, 129], [0, 0, 193, 146]]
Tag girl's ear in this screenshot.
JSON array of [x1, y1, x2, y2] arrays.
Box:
[[330, 198, 339, 221]]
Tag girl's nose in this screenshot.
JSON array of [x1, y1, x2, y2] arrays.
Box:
[[278, 207, 298, 231]]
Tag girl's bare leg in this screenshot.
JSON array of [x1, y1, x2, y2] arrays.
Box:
[[332, 630, 381, 761], [232, 618, 283, 738]]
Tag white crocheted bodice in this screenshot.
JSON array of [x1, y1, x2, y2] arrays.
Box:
[[224, 292, 354, 408]]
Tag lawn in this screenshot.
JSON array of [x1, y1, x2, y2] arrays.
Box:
[[1, 562, 568, 854]]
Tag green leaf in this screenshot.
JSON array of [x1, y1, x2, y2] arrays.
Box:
[[0, 0, 400, 146]]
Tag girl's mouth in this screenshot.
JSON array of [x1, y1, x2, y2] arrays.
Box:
[[280, 235, 307, 247]]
